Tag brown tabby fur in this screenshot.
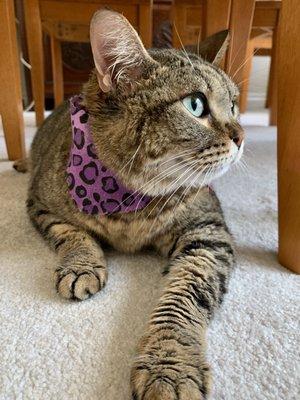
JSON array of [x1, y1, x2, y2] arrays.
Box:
[[24, 10, 244, 400]]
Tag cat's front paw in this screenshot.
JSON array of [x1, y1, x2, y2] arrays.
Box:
[[131, 331, 211, 400], [54, 264, 107, 300]]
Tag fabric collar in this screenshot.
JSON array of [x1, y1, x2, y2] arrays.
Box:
[[66, 95, 151, 215]]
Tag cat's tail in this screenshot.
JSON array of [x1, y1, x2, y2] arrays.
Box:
[[13, 157, 30, 173]]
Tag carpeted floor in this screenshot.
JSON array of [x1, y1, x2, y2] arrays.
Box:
[[0, 115, 299, 400]]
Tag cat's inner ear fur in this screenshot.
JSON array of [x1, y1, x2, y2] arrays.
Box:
[[90, 9, 156, 92], [196, 30, 230, 66]]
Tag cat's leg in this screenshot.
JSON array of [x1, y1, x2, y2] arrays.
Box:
[[131, 217, 234, 399], [27, 197, 107, 300]]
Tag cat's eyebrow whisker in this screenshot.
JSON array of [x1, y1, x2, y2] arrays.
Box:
[[228, 38, 249, 76], [236, 77, 250, 88], [197, 28, 202, 57], [173, 23, 195, 70], [231, 47, 261, 81]]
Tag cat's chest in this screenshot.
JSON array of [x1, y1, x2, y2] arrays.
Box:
[[75, 205, 180, 253]]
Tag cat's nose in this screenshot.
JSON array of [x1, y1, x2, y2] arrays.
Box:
[[230, 127, 244, 149]]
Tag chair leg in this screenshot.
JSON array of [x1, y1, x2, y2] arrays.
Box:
[[139, 3, 153, 48], [265, 60, 272, 109], [239, 40, 254, 113], [172, 1, 186, 48], [0, 0, 25, 161], [269, 25, 278, 126], [278, 0, 300, 273], [50, 36, 64, 107], [226, 0, 255, 95], [202, 0, 231, 38], [24, 0, 44, 126]]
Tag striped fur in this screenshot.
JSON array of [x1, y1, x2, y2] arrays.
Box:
[[25, 9, 244, 399]]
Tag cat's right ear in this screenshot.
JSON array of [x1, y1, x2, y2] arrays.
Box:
[[90, 9, 156, 92], [197, 30, 230, 66]]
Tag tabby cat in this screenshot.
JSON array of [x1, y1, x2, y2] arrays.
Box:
[[26, 9, 244, 400]]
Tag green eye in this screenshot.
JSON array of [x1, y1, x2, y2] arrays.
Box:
[[182, 93, 208, 118]]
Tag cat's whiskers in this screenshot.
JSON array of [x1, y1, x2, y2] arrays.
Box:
[[173, 23, 195, 70], [170, 163, 206, 217], [144, 161, 204, 236], [134, 158, 200, 219], [231, 47, 261, 81], [148, 160, 217, 235], [141, 154, 223, 234], [126, 142, 142, 177], [235, 158, 249, 177], [228, 38, 249, 76], [196, 28, 202, 57], [119, 142, 142, 175], [181, 165, 213, 212], [157, 149, 197, 168], [137, 158, 201, 228], [109, 156, 197, 214]]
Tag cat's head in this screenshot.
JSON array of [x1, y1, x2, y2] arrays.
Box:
[[83, 9, 244, 196]]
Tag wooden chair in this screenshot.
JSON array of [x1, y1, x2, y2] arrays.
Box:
[[0, 0, 25, 161], [171, 0, 280, 124], [24, 0, 153, 127], [238, 1, 280, 124]]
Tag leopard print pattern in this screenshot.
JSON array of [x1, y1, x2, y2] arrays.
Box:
[[67, 95, 150, 215]]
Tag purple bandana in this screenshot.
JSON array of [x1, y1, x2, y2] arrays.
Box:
[[66, 95, 151, 215]]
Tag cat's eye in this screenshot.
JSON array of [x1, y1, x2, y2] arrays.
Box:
[[182, 93, 209, 118], [231, 102, 237, 115]]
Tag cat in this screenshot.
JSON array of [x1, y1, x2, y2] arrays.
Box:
[[25, 9, 244, 400]]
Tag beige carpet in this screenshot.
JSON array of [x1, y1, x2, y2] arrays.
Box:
[[0, 115, 299, 400]]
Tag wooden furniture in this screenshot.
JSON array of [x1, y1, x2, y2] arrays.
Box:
[[278, 0, 300, 274], [24, 0, 153, 126], [0, 0, 25, 161], [238, 1, 280, 123]]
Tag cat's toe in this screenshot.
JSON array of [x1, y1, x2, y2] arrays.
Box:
[[54, 266, 107, 300], [131, 359, 209, 400], [132, 373, 206, 400]]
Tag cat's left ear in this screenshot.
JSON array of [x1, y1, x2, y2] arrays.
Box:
[[90, 9, 157, 92], [197, 30, 230, 66]]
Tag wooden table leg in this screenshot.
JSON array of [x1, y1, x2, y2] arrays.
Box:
[[172, 0, 186, 48], [239, 39, 254, 113], [0, 0, 25, 161], [269, 24, 278, 126], [50, 36, 64, 107], [139, 2, 153, 48], [202, 0, 231, 38], [278, 0, 300, 274], [226, 0, 255, 91], [24, 0, 44, 126]]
